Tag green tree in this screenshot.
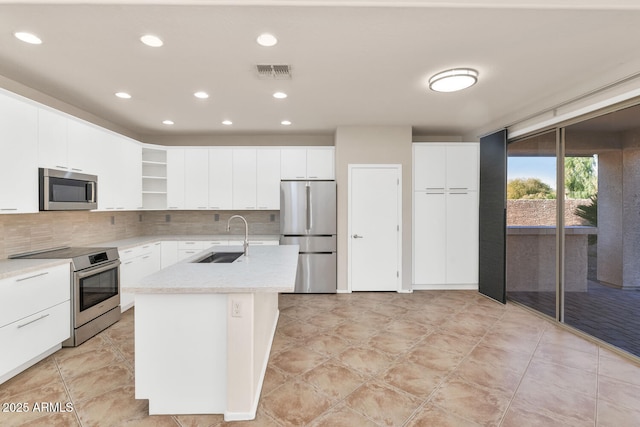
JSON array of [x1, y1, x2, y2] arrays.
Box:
[[565, 156, 597, 199], [507, 178, 556, 199]]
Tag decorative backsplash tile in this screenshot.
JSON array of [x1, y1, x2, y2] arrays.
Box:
[[0, 210, 280, 259]]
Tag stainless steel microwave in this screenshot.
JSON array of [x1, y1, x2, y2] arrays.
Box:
[[39, 168, 98, 211]]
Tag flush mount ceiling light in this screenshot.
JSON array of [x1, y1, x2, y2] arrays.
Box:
[[194, 91, 209, 99], [14, 31, 42, 45], [115, 92, 132, 99], [281, 120, 292, 126], [429, 68, 478, 93], [140, 34, 163, 47], [256, 33, 277, 47], [273, 92, 287, 99], [222, 120, 233, 126], [162, 120, 174, 125]]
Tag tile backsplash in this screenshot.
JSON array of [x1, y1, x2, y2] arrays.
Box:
[[0, 210, 280, 259]]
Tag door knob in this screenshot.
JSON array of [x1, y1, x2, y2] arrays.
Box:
[[352, 234, 363, 239]]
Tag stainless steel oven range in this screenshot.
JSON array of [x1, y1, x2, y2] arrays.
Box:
[[12, 247, 121, 346]]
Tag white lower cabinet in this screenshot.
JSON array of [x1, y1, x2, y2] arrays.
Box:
[[0, 263, 71, 384], [120, 243, 161, 312], [413, 191, 478, 288], [413, 193, 447, 285], [177, 241, 205, 261], [161, 241, 179, 268]]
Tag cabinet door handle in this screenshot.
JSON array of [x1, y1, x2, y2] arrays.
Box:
[[352, 234, 363, 239], [16, 272, 49, 282], [1, 208, 18, 211], [17, 313, 50, 329]]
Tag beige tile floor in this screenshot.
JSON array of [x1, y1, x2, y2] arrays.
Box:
[[2, 290, 640, 426]]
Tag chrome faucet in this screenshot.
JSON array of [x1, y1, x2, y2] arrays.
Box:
[[227, 215, 249, 256]]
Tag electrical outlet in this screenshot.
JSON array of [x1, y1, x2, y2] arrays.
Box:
[[231, 300, 242, 318]]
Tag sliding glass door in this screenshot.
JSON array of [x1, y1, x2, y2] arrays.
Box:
[[563, 105, 640, 357], [506, 104, 640, 358], [506, 130, 558, 318]]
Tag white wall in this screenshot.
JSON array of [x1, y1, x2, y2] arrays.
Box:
[[335, 125, 413, 292]]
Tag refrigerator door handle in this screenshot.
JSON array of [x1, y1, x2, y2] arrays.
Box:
[[306, 183, 312, 231]]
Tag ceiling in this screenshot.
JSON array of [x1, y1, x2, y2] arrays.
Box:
[[2, 1, 640, 141]]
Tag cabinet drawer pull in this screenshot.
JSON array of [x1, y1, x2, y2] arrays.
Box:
[[425, 187, 444, 190], [142, 256, 150, 259], [55, 165, 68, 169], [17, 313, 50, 329], [71, 168, 83, 172], [449, 187, 468, 190], [16, 272, 49, 282]]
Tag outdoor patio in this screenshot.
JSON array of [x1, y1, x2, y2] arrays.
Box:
[[508, 280, 640, 358]]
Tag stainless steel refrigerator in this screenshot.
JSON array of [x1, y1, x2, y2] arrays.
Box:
[[280, 180, 337, 293]]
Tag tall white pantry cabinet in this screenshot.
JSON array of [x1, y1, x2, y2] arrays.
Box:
[[413, 143, 479, 289]]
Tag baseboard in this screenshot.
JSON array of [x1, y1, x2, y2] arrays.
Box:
[[336, 289, 351, 294], [412, 284, 478, 291]]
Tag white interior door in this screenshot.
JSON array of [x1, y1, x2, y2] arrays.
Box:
[[349, 164, 401, 291]]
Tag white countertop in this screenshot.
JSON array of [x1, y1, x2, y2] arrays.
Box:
[[94, 234, 279, 250], [0, 258, 71, 280], [127, 245, 299, 294], [1, 234, 280, 280]]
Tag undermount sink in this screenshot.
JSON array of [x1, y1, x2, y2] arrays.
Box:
[[192, 252, 243, 264]]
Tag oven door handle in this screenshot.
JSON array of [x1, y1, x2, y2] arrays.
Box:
[[76, 260, 121, 279]]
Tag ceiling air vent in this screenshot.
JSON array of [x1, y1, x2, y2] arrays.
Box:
[[256, 64, 292, 79]]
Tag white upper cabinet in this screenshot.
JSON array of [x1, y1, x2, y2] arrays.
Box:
[[120, 137, 143, 210], [208, 148, 233, 210], [67, 118, 103, 175], [281, 147, 335, 180], [256, 149, 281, 209], [184, 149, 209, 209], [232, 149, 257, 210], [280, 148, 307, 179], [166, 149, 185, 209], [413, 144, 446, 191], [446, 144, 478, 191], [414, 143, 478, 191], [0, 90, 38, 214], [37, 108, 68, 170], [306, 147, 335, 180]]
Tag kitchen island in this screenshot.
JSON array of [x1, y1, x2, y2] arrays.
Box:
[[126, 244, 298, 421]]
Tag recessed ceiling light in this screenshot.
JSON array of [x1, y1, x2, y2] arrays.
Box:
[[162, 120, 174, 125], [115, 92, 132, 99], [281, 120, 292, 126], [273, 92, 288, 99], [257, 33, 277, 47], [428, 68, 478, 92], [222, 120, 233, 126], [140, 34, 163, 47], [194, 91, 209, 99], [14, 32, 42, 45]]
